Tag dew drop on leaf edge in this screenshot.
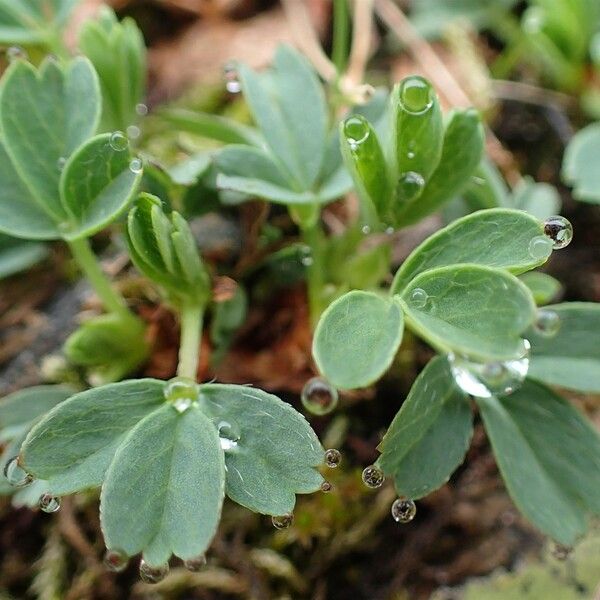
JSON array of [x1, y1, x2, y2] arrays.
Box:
[[399, 76, 433, 114], [109, 131, 129, 152], [218, 421, 240, 452], [39, 493, 60, 513], [551, 542, 573, 561], [135, 103, 148, 116], [301, 377, 339, 416], [223, 62, 241, 93], [3, 457, 33, 488], [324, 448, 342, 468], [272, 513, 294, 529], [409, 287, 428, 309], [543, 216, 573, 249], [6, 46, 27, 62], [320, 481, 332, 493], [139, 559, 169, 584], [362, 465, 385, 489], [103, 549, 128, 573], [184, 554, 207, 572], [534, 308, 560, 337], [164, 377, 198, 413], [343, 115, 370, 149], [391, 498, 416, 523], [397, 171, 425, 203], [528, 235, 553, 260], [129, 158, 143, 174]]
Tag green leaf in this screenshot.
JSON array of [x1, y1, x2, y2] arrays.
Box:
[[378, 356, 473, 499], [0, 234, 47, 279], [519, 272, 562, 305], [562, 122, 600, 203], [477, 380, 600, 545], [399, 264, 536, 360], [528, 302, 600, 393], [100, 404, 225, 565], [216, 174, 316, 205], [21, 380, 165, 495], [198, 384, 324, 515], [313, 291, 404, 389], [59, 133, 142, 240], [395, 109, 484, 226], [0, 57, 101, 222], [392, 208, 548, 293], [215, 145, 289, 187], [510, 177, 561, 219]]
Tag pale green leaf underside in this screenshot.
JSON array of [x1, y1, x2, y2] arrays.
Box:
[[0, 238, 47, 278], [392, 208, 546, 293], [199, 384, 324, 515], [528, 303, 600, 392], [562, 123, 600, 203], [378, 356, 472, 499], [100, 404, 225, 566], [399, 264, 536, 360], [313, 291, 404, 389], [21, 380, 165, 495], [478, 380, 600, 545]]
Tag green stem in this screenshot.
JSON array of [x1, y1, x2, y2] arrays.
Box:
[[301, 219, 327, 328], [177, 303, 204, 380], [67, 237, 134, 321], [332, 0, 350, 73]]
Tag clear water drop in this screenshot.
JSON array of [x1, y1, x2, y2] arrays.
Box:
[[385, 226, 395, 235], [6, 46, 27, 62], [320, 481, 332, 493], [3, 457, 33, 488], [391, 498, 416, 523], [184, 554, 206, 571], [534, 309, 560, 337], [218, 421, 240, 452], [528, 235, 553, 260], [39, 493, 60, 513], [127, 125, 141, 140], [129, 158, 143, 174], [343, 115, 370, 149], [272, 513, 294, 529], [109, 131, 129, 152], [223, 63, 241, 93], [164, 377, 198, 413], [551, 543, 572, 561], [135, 103, 148, 116], [397, 171, 425, 202], [409, 288, 428, 309], [324, 448, 342, 468], [139, 559, 169, 584], [57, 157, 66, 171], [301, 255, 313, 266], [103, 549, 128, 573], [362, 465, 385, 489], [361, 224, 372, 235], [399, 76, 433, 113], [301, 377, 339, 415], [543, 216, 573, 249], [448, 341, 530, 398], [407, 151, 415, 159]]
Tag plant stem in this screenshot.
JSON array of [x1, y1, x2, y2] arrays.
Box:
[[177, 303, 204, 380], [67, 237, 134, 322], [332, 0, 350, 73], [301, 219, 327, 328]]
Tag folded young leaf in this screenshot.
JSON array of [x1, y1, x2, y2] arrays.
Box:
[[0, 57, 100, 222], [562, 122, 600, 203], [528, 302, 600, 392], [399, 264, 536, 360], [313, 291, 404, 389], [392, 208, 548, 293], [21, 380, 165, 495], [378, 356, 472, 499], [198, 384, 324, 515], [59, 134, 142, 240], [477, 380, 600, 545], [100, 404, 225, 566]]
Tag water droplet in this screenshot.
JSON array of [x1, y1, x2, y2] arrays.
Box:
[[523, 7, 545, 34], [272, 513, 294, 529], [534, 309, 560, 337], [362, 465, 385, 489], [57, 157, 66, 171], [301, 255, 313, 266], [320, 481, 332, 493], [3, 457, 33, 488], [551, 542, 572, 561], [301, 377, 339, 415], [127, 125, 141, 140], [6, 46, 27, 62], [164, 377, 198, 413], [223, 63, 241, 93], [528, 235, 553, 260], [103, 549, 128, 573], [129, 158, 143, 174], [397, 171, 425, 203], [218, 421, 240, 452], [409, 288, 428, 309], [39, 493, 60, 513], [135, 103, 148, 116], [543, 216, 573, 249], [109, 131, 129, 152], [343, 115, 370, 149], [407, 151, 415, 159], [139, 559, 169, 584], [324, 448, 342, 468], [399, 76, 433, 113], [184, 554, 206, 571], [448, 341, 530, 398], [361, 224, 371, 235], [391, 498, 416, 523], [385, 226, 395, 235]]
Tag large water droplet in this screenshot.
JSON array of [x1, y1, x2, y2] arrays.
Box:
[[528, 235, 554, 260], [362, 465, 385, 489], [218, 421, 240, 452], [109, 131, 129, 152], [103, 549, 128, 572], [164, 377, 198, 413], [139, 559, 169, 584], [391, 498, 416, 523], [301, 377, 339, 416], [135, 103, 149, 116], [272, 513, 294, 529], [129, 157, 143, 174], [409, 288, 428, 309], [184, 554, 207, 571], [324, 448, 342, 468], [397, 171, 425, 203], [399, 76, 433, 113], [223, 63, 241, 93], [6, 46, 27, 62], [343, 115, 370, 150], [543, 216, 573, 249], [39, 493, 60, 513], [534, 309, 560, 337], [3, 457, 33, 488], [448, 341, 530, 398]]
